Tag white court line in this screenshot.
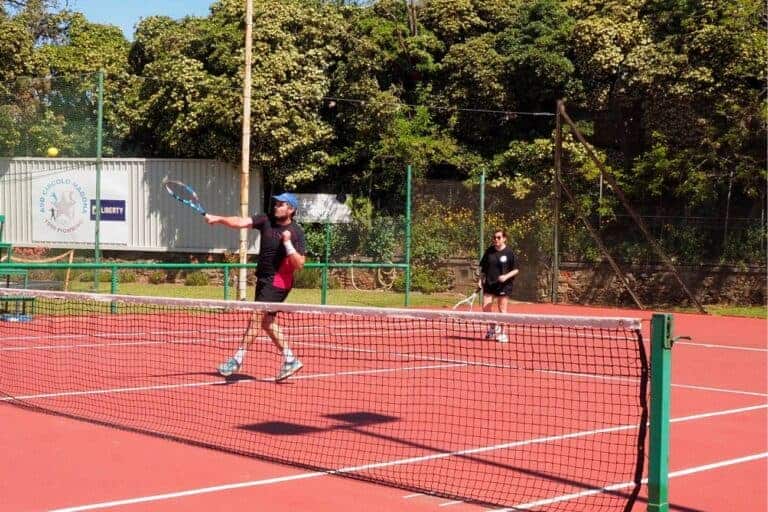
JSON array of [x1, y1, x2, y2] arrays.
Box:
[[0, 362, 468, 402], [46, 403, 768, 512], [0, 327, 244, 346], [675, 341, 768, 353], [3, 336, 764, 399], [490, 452, 768, 511], [672, 383, 768, 398]]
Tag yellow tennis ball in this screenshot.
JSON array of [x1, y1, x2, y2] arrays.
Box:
[[47, 147, 59, 157]]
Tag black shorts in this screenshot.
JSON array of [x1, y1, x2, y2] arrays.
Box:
[[255, 280, 290, 303], [483, 281, 514, 297]]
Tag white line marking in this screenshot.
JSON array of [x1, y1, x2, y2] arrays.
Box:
[[0, 362, 468, 402], [675, 341, 768, 353], [491, 452, 768, 511], [402, 493, 425, 499], [670, 403, 768, 423], [672, 383, 768, 398], [44, 404, 767, 512]]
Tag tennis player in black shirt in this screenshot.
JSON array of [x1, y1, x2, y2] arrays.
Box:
[[479, 229, 519, 342], [205, 193, 306, 381]]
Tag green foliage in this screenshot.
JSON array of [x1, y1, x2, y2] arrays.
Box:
[[721, 225, 767, 266], [184, 271, 209, 286], [392, 265, 453, 293], [293, 266, 321, 289], [77, 270, 113, 283], [0, 0, 763, 268], [148, 270, 166, 284], [119, 270, 137, 283]]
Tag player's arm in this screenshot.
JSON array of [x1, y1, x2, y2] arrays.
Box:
[[498, 252, 519, 282], [498, 268, 519, 282], [478, 252, 489, 287], [204, 214, 254, 229], [281, 230, 305, 270]]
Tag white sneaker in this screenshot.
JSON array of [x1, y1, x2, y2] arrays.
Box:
[[496, 333, 509, 343], [276, 359, 303, 382], [218, 357, 241, 377]]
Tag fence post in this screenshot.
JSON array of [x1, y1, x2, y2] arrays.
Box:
[[223, 266, 230, 300], [479, 169, 486, 302], [404, 165, 412, 306], [321, 223, 331, 305], [648, 313, 673, 512], [552, 100, 562, 303]]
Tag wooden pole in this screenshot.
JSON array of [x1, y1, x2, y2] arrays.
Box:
[[238, 0, 253, 300]]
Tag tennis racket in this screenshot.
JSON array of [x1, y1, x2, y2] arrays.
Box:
[[452, 287, 481, 311], [164, 179, 207, 215]]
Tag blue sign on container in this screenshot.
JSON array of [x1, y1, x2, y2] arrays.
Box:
[[90, 199, 126, 221]]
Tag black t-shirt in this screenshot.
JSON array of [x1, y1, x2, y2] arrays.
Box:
[[251, 214, 306, 290], [480, 245, 516, 285]]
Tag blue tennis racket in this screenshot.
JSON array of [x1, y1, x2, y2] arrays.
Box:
[[164, 179, 207, 215]]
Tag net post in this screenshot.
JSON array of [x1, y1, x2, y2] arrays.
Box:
[[648, 313, 673, 512]]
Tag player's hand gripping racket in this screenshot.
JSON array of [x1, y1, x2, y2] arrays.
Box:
[[453, 287, 481, 311], [164, 179, 207, 215]]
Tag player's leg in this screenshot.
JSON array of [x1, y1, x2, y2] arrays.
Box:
[[494, 292, 510, 343], [218, 311, 260, 377], [254, 283, 303, 382], [482, 291, 498, 339]]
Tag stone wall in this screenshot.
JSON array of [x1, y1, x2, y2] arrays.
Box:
[[442, 258, 767, 307]]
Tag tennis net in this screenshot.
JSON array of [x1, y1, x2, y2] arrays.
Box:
[[0, 288, 648, 511]]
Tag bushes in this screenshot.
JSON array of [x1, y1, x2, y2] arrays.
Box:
[[148, 270, 166, 284], [392, 266, 453, 293], [184, 271, 209, 286], [293, 266, 321, 288]]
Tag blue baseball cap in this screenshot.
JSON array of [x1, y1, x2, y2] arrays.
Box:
[[272, 192, 299, 210]]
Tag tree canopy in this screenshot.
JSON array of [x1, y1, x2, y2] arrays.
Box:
[[0, 0, 765, 254]]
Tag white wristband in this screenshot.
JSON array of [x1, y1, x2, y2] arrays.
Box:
[[283, 240, 297, 256]]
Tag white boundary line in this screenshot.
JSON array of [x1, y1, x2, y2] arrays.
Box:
[[2, 337, 764, 400], [0, 362, 469, 402], [491, 452, 768, 511], [45, 403, 768, 512], [674, 341, 768, 353]]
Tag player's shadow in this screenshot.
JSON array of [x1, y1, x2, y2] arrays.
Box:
[[144, 370, 256, 384], [241, 410, 653, 507], [242, 411, 397, 436]]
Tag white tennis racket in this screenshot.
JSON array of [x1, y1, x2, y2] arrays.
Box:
[[452, 287, 481, 311]]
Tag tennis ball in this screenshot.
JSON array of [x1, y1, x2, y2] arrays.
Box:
[[47, 147, 59, 157]]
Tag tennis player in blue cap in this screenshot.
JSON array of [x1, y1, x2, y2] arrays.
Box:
[[204, 192, 306, 382]]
